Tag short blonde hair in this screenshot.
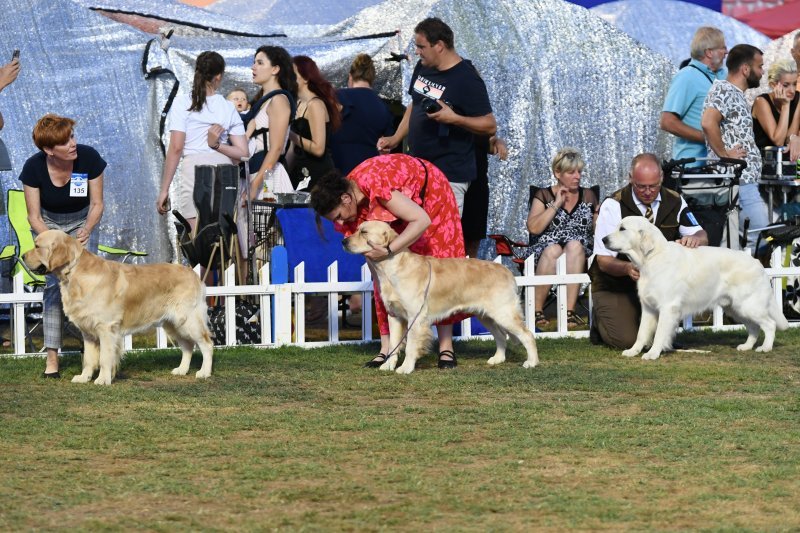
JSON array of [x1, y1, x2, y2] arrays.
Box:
[[551, 147, 584, 176], [768, 58, 797, 85], [32, 114, 75, 151]]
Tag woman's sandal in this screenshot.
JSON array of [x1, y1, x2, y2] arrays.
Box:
[[438, 349, 457, 369], [535, 311, 549, 327], [567, 310, 586, 329], [364, 353, 389, 368]]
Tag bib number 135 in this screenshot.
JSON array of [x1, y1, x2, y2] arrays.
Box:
[[70, 173, 88, 197]]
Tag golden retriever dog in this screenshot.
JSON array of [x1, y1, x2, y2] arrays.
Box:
[[24, 230, 213, 384], [343, 221, 539, 374], [603, 216, 789, 359]]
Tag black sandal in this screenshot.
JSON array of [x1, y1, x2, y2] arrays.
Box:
[[364, 353, 389, 368], [438, 350, 457, 370], [535, 311, 549, 327], [567, 310, 586, 329]]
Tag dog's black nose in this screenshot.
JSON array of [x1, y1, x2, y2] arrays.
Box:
[[602, 236, 610, 246], [32, 265, 47, 275]]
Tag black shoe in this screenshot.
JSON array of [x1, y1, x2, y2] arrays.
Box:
[[438, 350, 457, 369], [41, 371, 60, 379], [364, 353, 389, 368]]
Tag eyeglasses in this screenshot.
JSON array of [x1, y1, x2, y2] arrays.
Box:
[[632, 182, 661, 193]]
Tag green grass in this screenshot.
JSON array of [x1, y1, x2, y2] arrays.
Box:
[[1, 328, 799, 531]]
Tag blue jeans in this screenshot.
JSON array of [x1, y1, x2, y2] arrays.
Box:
[[738, 182, 769, 253]]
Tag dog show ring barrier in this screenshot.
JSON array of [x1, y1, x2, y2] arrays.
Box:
[[1, 248, 799, 356]]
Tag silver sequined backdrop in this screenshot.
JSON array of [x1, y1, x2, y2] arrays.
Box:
[[592, 0, 769, 67], [1, 0, 765, 260]]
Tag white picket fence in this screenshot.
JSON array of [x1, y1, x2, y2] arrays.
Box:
[[1, 248, 799, 356]]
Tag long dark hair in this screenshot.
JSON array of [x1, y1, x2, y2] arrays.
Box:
[[310, 170, 350, 234], [252, 45, 298, 103], [189, 51, 225, 112], [293, 55, 341, 131]]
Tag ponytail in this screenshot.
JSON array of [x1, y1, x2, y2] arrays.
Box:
[[189, 51, 225, 112]]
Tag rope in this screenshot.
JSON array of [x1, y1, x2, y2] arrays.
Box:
[[384, 261, 433, 359]]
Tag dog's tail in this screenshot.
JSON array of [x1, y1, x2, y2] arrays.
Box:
[[198, 280, 210, 326], [770, 302, 790, 331]]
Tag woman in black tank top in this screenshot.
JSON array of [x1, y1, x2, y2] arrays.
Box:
[[288, 56, 341, 190], [752, 58, 800, 155]]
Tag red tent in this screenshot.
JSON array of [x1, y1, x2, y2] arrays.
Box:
[[735, 2, 800, 39]]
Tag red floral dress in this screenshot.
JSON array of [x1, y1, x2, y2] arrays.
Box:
[[335, 154, 466, 334]]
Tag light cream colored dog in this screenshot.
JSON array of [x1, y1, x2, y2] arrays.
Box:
[[24, 230, 213, 384], [343, 220, 539, 374], [603, 216, 789, 359]]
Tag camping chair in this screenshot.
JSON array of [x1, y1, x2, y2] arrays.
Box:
[[173, 164, 239, 284], [274, 207, 366, 328], [5, 189, 147, 351], [488, 184, 600, 317]]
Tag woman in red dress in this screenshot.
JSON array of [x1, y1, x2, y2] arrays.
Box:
[[311, 153, 465, 369]]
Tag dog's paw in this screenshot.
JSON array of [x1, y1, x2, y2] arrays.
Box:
[[755, 345, 772, 353], [195, 369, 211, 379], [71, 374, 91, 383], [171, 366, 189, 376], [522, 359, 538, 369], [621, 348, 640, 357], [395, 364, 415, 375], [736, 343, 754, 351], [379, 358, 397, 371], [486, 354, 505, 365], [93, 375, 112, 385], [641, 351, 661, 360]]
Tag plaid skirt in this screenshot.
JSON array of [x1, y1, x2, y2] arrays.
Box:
[[39, 206, 98, 349]]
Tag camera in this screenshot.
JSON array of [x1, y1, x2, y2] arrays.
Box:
[[11, 49, 19, 61], [421, 97, 442, 114]]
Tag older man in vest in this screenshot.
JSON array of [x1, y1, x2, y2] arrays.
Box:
[[589, 153, 709, 349]]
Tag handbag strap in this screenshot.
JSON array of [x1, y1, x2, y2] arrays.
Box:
[[688, 64, 713, 84], [415, 157, 430, 206]]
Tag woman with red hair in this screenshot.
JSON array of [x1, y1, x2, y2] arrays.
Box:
[[19, 114, 105, 378], [288, 55, 340, 190]]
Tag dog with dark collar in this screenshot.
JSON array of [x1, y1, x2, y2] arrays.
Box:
[[343, 220, 539, 374]]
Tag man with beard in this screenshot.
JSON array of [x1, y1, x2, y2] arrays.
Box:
[[661, 27, 727, 163], [702, 44, 767, 252]]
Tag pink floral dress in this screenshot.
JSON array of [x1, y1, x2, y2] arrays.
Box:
[[335, 154, 466, 334]]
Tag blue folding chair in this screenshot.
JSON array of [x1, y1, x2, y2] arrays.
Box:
[[275, 207, 365, 283], [275, 207, 365, 326]]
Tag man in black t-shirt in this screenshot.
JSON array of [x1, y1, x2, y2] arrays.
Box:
[[378, 17, 496, 215]]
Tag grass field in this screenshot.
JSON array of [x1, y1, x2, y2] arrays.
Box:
[[1, 328, 799, 531]]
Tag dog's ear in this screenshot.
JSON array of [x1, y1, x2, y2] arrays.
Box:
[[46, 237, 75, 271], [384, 226, 398, 244], [639, 229, 655, 259]]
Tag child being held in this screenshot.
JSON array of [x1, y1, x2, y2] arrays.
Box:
[[226, 88, 250, 121]]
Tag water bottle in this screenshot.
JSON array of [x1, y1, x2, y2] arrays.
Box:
[[262, 168, 276, 202]]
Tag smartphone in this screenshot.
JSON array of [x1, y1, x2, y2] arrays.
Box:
[[11, 49, 19, 61]]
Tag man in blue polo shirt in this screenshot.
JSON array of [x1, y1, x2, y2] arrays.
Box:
[[660, 27, 727, 162]]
